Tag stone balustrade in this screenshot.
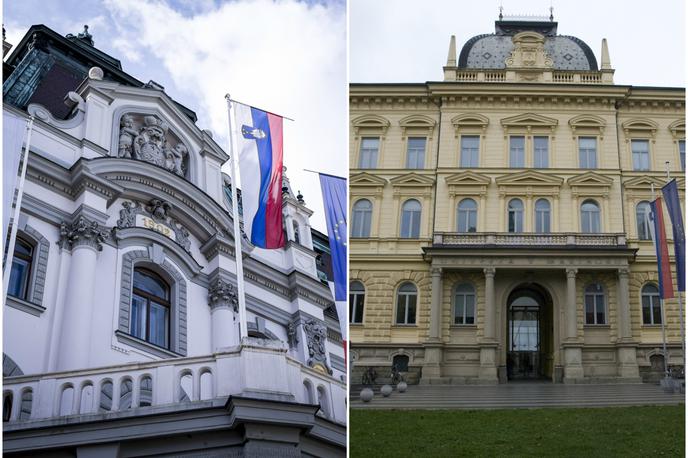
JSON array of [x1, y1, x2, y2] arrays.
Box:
[[2, 338, 346, 427], [433, 232, 626, 247], [447, 69, 610, 84]]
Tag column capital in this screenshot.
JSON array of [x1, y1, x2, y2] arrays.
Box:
[[208, 278, 238, 312], [58, 215, 109, 251], [618, 267, 630, 278], [483, 267, 496, 278], [566, 268, 578, 278], [431, 267, 443, 276]]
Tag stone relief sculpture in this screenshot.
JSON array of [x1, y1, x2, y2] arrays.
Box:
[[303, 319, 331, 374], [287, 321, 299, 348], [207, 278, 239, 312], [117, 113, 188, 178], [114, 199, 192, 254]]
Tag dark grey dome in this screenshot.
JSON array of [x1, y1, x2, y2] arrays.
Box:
[[458, 20, 598, 71]]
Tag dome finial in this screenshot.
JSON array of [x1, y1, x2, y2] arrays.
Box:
[[601, 38, 612, 70], [499, 4, 503, 21], [549, 6, 554, 22]]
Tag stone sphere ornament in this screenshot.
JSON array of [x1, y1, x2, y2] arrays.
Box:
[[360, 388, 374, 402], [380, 384, 393, 397], [397, 381, 408, 393]]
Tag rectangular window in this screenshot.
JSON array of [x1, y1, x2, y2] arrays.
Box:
[[349, 292, 364, 324], [509, 136, 525, 167], [585, 294, 606, 325], [680, 140, 685, 171], [533, 136, 549, 168], [358, 137, 379, 169], [406, 137, 426, 169], [396, 294, 417, 324], [579, 137, 597, 168], [631, 139, 650, 171], [460, 135, 480, 167]]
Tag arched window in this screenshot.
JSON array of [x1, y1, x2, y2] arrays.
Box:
[[508, 199, 524, 233], [453, 283, 476, 325], [3, 392, 12, 422], [8, 237, 33, 300], [395, 282, 417, 325], [349, 281, 365, 324], [457, 198, 477, 233], [351, 199, 372, 238], [636, 201, 652, 240], [534, 199, 551, 233], [131, 268, 171, 349], [400, 199, 421, 238], [580, 200, 601, 233], [584, 284, 606, 325], [642, 284, 662, 325]]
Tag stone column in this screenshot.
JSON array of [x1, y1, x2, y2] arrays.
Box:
[[563, 267, 584, 381], [429, 267, 443, 341], [483, 268, 496, 341], [56, 216, 107, 371], [478, 267, 498, 383], [208, 278, 240, 351], [616, 268, 640, 379]]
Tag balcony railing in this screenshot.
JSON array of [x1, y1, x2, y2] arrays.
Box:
[[2, 338, 346, 426], [448, 69, 610, 84], [433, 232, 627, 247]]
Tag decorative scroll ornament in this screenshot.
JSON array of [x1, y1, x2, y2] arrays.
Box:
[[303, 319, 331, 374], [115, 199, 192, 253], [58, 216, 108, 251], [118, 114, 188, 178], [208, 278, 238, 312]]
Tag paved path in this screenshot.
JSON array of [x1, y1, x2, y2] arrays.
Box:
[[351, 383, 685, 409]]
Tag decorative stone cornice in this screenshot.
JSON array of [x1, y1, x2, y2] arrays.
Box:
[[208, 278, 238, 312], [58, 216, 108, 251]]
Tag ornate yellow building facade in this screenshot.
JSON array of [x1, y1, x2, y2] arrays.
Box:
[[349, 17, 685, 384]]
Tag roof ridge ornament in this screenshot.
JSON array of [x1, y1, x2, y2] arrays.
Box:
[[66, 25, 94, 46]]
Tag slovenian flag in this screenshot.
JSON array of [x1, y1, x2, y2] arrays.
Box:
[[233, 103, 285, 249], [648, 197, 674, 299]]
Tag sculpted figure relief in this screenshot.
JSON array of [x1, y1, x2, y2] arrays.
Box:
[[117, 113, 188, 178]]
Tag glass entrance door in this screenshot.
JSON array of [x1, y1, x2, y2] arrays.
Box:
[[508, 305, 540, 379]]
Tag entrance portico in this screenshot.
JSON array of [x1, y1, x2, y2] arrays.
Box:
[[422, 236, 640, 384]]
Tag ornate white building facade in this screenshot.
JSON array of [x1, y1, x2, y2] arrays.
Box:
[[3, 25, 346, 456]]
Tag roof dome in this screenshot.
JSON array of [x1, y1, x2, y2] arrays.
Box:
[[458, 19, 598, 71]]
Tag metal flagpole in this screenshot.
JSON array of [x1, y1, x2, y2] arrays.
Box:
[[651, 182, 669, 378], [665, 162, 685, 369], [3, 116, 35, 299], [225, 95, 248, 341]]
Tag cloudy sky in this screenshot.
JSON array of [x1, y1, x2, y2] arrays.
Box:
[[4, 0, 347, 232], [351, 0, 685, 86]]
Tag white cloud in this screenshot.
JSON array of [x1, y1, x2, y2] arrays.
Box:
[[102, 0, 347, 231]]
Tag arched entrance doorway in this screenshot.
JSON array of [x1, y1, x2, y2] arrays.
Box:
[[506, 284, 553, 381]]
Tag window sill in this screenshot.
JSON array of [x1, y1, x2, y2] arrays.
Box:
[[391, 324, 417, 328], [641, 324, 665, 329], [450, 324, 477, 329], [584, 324, 610, 328], [115, 330, 183, 359], [5, 295, 45, 317], [349, 323, 364, 327]]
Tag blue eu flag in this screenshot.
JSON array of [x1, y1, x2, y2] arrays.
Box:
[[662, 179, 685, 291], [319, 174, 347, 301]]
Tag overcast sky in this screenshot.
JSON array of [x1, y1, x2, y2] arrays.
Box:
[[3, 0, 347, 232], [351, 0, 686, 87]]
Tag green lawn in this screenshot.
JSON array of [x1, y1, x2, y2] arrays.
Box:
[[350, 406, 685, 457]]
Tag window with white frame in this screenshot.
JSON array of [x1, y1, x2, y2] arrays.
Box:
[[457, 198, 477, 233], [533, 136, 549, 168], [508, 198, 524, 233], [509, 136, 525, 168], [406, 137, 426, 169], [8, 237, 33, 301], [351, 199, 372, 238], [636, 201, 652, 240], [631, 139, 650, 171], [358, 137, 379, 169], [679, 140, 685, 171], [578, 137, 597, 169], [395, 282, 417, 325], [349, 281, 365, 324], [642, 284, 662, 325], [400, 199, 421, 238], [453, 283, 475, 325], [584, 283, 606, 325], [580, 200, 601, 233], [460, 135, 480, 167], [131, 268, 171, 349], [534, 199, 551, 233]]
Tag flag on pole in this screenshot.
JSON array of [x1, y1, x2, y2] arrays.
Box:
[[662, 179, 685, 292], [318, 173, 348, 353], [648, 197, 674, 299], [233, 102, 285, 249]]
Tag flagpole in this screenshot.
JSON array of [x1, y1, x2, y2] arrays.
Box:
[[225, 95, 248, 341], [665, 162, 685, 370], [651, 182, 670, 378], [3, 116, 34, 299]]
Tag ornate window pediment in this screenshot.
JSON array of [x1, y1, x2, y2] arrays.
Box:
[[389, 173, 435, 188], [117, 113, 190, 178], [399, 114, 436, 140], [352, 114, 390, 138], [445, 171, 490, 197], [623, 175, 667, 191], [115, 199, 192, 254], [451, 113, 489, 138], [496, 170, 562, 197], [568, 171, 613, 197], [621, 119, 658, 141], [669, 120, 685, 140], [350, 172, 387, 187], [569, 114, 606, 139], [500, 113, 558, 135]]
